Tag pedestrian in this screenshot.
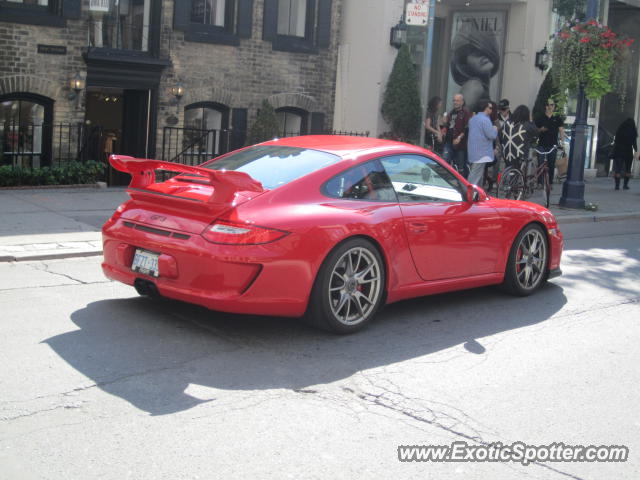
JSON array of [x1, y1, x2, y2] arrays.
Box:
[[467, 99, 498, 187], [442, 93, 472, 177], [497, 98, 511, 130], [534, 98, 565, 184], [611, 118, 638, 190], [424, 96, 443, 154], [500, 105, 538, 171]]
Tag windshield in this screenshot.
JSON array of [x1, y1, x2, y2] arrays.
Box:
[[201, 145, 341, 190]]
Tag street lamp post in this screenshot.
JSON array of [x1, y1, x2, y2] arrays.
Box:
[[559, 0, 599, 209], [418, 0, 437, 148]]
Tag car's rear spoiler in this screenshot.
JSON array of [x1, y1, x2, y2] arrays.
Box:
[[109, 155, 264, 204]]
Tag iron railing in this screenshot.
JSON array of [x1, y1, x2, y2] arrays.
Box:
[[0, 122, 103, 169], [161, 127, 232, 165]]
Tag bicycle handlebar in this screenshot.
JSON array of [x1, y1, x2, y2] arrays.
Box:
[[533, 144, 561, 155]]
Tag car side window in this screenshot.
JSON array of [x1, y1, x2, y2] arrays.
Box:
[[380, 155, 465, 203], [324, 160, 397, 201]]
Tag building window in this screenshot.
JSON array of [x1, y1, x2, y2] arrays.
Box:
[[276, 108, 308, 137], [263, 0, 331, 53], [191, 0, 225, 26], [277, 0, 306, 37], [0, 94, 53, 168], [174, 0, 253, 46], [0, 0, 78, 26], [89, 0, 154, 52], [183, 102, 230, 162]]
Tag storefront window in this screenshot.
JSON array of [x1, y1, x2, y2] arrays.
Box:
[[0, 97, 47, 168], [89, 0, 152, 51]]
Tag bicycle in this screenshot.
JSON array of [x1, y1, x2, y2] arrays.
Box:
[[497, 145, 555, 208]]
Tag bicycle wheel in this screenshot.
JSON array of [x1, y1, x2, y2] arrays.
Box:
[[497, 167, 525, 200], [542, 166, 550, 208]]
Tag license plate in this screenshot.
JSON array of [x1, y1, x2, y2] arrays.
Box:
[[131, 249, 159, 277]]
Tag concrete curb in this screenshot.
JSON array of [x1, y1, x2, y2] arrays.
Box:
[[0, 250, 103, 263], [555, 212, 640, 224]]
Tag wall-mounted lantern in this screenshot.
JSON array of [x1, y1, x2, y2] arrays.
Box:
[[535, 45, 550, 72], [170, 81, 185, 112], [68, 72, 85, 110], [389, 16, 408, 49]]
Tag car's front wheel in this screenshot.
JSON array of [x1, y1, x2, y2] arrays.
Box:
[[305, 238, 385, 334], [502, 224, 549, 296]]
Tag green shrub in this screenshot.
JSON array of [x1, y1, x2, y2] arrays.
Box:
[[245, 99, 280, 146], [0, 161, 105, 187], [381, 44, 422, 143]]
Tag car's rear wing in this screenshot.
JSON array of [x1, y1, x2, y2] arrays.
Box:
[[109, 155, 264, 205]]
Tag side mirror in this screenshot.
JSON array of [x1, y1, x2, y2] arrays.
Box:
[[466, 184, 487, 202]]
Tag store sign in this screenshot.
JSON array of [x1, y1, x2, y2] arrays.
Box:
[[37, 44, 67, 55], [89, 0, 110, 12], [405, 2, 429, 26]]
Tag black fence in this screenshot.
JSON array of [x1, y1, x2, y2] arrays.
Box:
[[161, 127, 232, 165], [0, 122, 104, 169], [1, 123, 371, 171]]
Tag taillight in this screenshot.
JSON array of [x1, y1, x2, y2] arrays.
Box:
[[202, 220, 289, 245]]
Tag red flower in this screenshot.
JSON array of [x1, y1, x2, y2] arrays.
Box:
[[587, 20, 597, 26], [580, 37, 590, 43], [560, 32, 570, 39]]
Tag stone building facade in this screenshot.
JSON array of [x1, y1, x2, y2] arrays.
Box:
[[0, 0, 340, 183]]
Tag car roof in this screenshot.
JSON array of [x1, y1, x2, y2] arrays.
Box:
[[259, 135, 426, 159]]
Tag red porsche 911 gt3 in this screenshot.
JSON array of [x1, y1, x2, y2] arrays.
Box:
[[102, 135, 563, 333]]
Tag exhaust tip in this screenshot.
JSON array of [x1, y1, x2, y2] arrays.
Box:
[[134, 278, 160, 297]]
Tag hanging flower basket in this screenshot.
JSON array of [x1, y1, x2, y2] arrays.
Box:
[[551, 19, 635, 104]]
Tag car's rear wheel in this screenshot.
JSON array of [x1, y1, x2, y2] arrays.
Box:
[[502, 224, 549, 296], [305, 238, 385, 334]]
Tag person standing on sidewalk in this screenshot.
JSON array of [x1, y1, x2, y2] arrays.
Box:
[[467, 99, 498, 186], [442, 93, 471, 177], [535, 99, 565, 184], [424, 96, 443, 154], [612, 118, 638, 190], [497, 98, 511, 130]]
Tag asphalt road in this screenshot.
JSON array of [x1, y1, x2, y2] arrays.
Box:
[[1, 220, 639, 480]]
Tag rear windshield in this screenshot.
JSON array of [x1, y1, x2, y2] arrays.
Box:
[[201, 145, 341, 190]]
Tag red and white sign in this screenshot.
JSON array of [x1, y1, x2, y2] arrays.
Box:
[[406, 2, 429, 26]]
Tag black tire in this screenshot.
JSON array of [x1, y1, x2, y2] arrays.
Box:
[[502, 224, 549, 296], [498, 167, 524, 200], [305, 238, 386, 334]]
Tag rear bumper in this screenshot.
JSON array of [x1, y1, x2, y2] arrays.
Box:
[[102, 220, 315, 317]]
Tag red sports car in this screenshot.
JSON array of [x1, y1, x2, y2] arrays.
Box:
[[102, 136, 563, 333]]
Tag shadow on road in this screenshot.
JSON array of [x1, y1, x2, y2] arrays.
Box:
[[44, 283, 567, 415]]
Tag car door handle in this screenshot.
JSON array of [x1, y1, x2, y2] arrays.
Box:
[[408, 222, 429, 233]]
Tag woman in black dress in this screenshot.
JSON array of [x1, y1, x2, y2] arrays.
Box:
[[612, 118, 638, 190]]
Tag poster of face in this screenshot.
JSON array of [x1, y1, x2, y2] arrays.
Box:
[[446, 11, 506, 113]]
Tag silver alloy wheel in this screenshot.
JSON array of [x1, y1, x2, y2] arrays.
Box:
[[515, 228, 547, 290], [328, 247, 382, 326]]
